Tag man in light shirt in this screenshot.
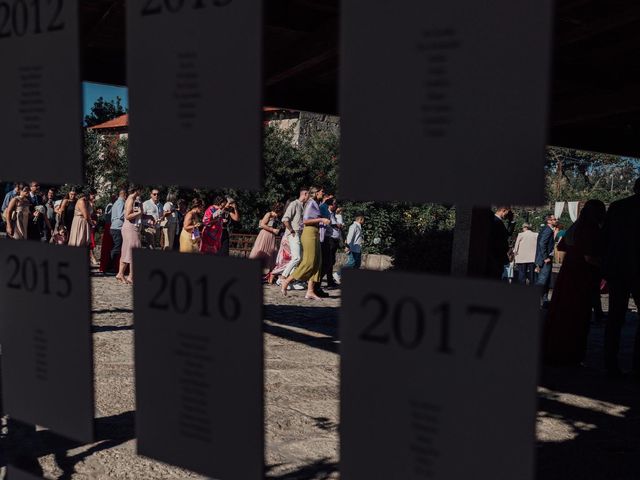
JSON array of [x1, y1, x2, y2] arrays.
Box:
[[142, 188, 168, 249], [280, 187, 309, 282], [513, 223, 538, 285]]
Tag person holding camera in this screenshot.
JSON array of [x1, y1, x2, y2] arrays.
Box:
[[218, 197, 240, 256], [200, 196, 227, 255]]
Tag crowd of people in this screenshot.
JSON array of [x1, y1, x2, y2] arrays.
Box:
[[488, 179, 640, 379], [1, 182, 102, 265], [250, 186, 365, 300], [3, 178, 638, 370], [1, 183, 365, 300]]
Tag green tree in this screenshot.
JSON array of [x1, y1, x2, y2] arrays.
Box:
[[223, 126, 341, 232], [299, 130, 339, 194], [84, 96, 127, 127], [82, 130, 129, 202], [545, 146, 638, 204]]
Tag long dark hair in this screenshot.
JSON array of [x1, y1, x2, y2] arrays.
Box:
[[272, 202, 284, 215], [578, 199, 606, 227]]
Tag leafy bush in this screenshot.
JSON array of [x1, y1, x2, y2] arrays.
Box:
[[338, 201, 455, 272]]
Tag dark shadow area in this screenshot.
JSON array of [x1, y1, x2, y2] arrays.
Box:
[[266, 458, 339, 479], [51, 411, 135, 480], [392, 228, 453, 274], [91, 308, 134, 315], [537, 319, 640, 480], [264, 305, 338, 354], [92, 324, 134, 333], [0, 411, 135, 478], [263, 323, 337, 354], [313, 416, 338, 432]]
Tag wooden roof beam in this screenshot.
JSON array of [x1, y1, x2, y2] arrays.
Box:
[[557, 6, 640, 46], [266, 48, 337, 86], [552, 85, 640, 126]]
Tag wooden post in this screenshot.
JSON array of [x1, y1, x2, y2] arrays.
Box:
[[451, 206, 493, 278]]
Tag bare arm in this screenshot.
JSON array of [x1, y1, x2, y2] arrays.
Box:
[[304, 217, 330, 226], [229, 207, 240, 222], [259, 213, 279, 234], [4, 198, 17, 235], [56, 199, 68, 216], [183, 211, 199, 233], [78, 198, 91, 221], [283, 219, 294, 234], [124, 197, 138, 221]]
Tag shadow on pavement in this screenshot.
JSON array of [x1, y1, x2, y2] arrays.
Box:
[[266, 458, 339, 479], [0, 411, 135, 478], [264, 305, 339, 354], [92, 325, 134, 333], [537, 319, 640, 480], [91, 308, 134, 315]]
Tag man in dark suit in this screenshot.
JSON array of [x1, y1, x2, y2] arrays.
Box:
[[486, 206, 515, 279], [535, 213, 558, 306], [603, 178, 640, 377], [27, 181, 45, 241], [27, 181, 42, 208]]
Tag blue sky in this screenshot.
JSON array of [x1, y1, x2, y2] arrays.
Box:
[[83, 82, 128, 117]]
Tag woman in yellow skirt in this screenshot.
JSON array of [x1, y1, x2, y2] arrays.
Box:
[[280, 187, 330, 300]]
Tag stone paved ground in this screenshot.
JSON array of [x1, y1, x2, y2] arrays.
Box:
[[1, 276, 639, 479], [2, 276, 341, 479]]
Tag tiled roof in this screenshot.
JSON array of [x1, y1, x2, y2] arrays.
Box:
[[89, 114, 129, 130], [88, 108, 295, 131]]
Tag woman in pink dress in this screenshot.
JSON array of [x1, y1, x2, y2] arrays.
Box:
[[249, 203, 284, 273], [88, 190, 99, 266], [199, 196, 227, 255], [271, 234, 292, 278], [4, 185, 31, 240], [117, 186, 143, 284]]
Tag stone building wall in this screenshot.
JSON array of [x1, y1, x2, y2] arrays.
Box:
[[267, 110, 340, 146], [298, 111, 340, 146]]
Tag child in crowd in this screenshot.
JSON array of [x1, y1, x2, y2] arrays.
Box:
[[343, 214, 365, 270]]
